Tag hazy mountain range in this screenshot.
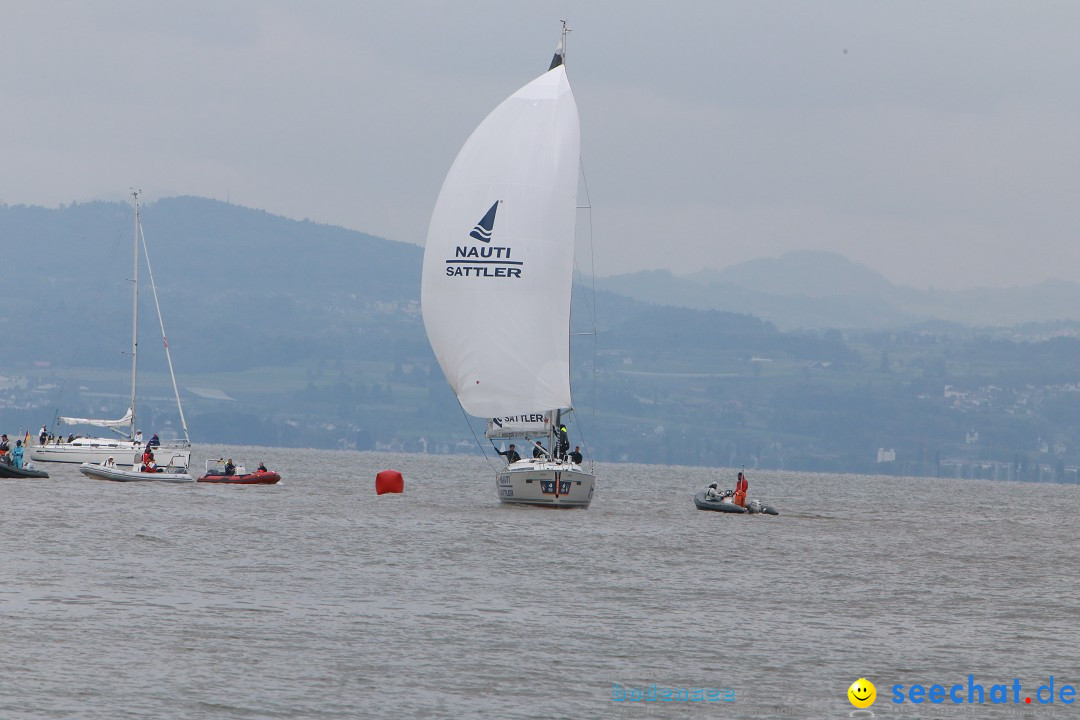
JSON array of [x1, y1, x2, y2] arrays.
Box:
[[1, 196, 419, 370], [5, 196, 1080, 475], [5, 197, 1078, 337], [596, 251, 1080, 330]]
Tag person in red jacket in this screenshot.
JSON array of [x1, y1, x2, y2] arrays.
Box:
[[733, 471, 748, 507]]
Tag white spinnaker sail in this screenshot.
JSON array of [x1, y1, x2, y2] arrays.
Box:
[[422, 65, 580, 419]]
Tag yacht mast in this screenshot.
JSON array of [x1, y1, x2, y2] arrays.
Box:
[[129, 190, 140, 441], [550, 19, 570, 70]]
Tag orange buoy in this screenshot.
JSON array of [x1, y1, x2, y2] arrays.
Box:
[[375, 469, 404, 495]]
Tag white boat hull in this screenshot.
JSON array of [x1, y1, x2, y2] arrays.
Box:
[[496, 460, 594, 508], [79, 462, 194, 483], [29, 439, 189, 469]]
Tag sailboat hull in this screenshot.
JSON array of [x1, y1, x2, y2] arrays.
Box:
[[29, 440, 190, 469], [29, 439, 142, 466], [496, 461, 594, 508]]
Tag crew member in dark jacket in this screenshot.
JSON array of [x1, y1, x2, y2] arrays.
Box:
[[556, 424, 569, 459], [496, 444, 520, 463]]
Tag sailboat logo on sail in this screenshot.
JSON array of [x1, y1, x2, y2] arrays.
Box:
[[443, 200, 524, 279], [469, 201, 499, 242]]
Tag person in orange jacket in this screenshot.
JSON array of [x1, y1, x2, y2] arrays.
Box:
[[733, 471, 748, 507]]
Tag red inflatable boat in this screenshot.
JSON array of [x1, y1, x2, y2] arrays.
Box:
[[197, 459, 281, 484]]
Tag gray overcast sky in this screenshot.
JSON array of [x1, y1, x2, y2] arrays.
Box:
[[2, 1, 1078, 290]]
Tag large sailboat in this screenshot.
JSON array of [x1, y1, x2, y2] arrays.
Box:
[[30, 192, 192, 470], [421, 26, 595, 508]]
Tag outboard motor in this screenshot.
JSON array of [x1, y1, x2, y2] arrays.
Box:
[[747, 499, 763, 514]]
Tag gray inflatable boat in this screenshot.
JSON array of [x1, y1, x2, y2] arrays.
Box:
[[694, 491, 778, 515], [0, 461, 50, 479]]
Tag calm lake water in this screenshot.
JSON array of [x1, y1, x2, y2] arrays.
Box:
[[2, 445, 1078, 719]]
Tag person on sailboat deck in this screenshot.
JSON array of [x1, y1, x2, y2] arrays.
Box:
[[570, 446, 583, 464], [11, 440, 23, 469], [39, 425, 48, 445], [496, 444, 521, 464], [135, 430, 143, 444], [147, 433, 160, 448], [734, 472, 748, 508], [556, 424, 569, 459], [532, 440, 546, 459]]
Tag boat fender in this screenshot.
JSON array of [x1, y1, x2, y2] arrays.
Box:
[[376, 469, 404, 495]]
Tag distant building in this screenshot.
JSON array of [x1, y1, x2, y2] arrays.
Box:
[[877, 448, 896, 463]]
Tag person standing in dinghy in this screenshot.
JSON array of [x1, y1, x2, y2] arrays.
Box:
[[733, 472, 748, 508]]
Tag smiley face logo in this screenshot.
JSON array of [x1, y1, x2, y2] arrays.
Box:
[[848, 678, 876, 708]]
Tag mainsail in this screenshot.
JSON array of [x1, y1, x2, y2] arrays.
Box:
[[421, 64, 580, 419], [59, 407, 133, 430]]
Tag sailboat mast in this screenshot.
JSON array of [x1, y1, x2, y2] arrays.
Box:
[[129, 190, 140, 441], [550, 20, 570, 70]]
